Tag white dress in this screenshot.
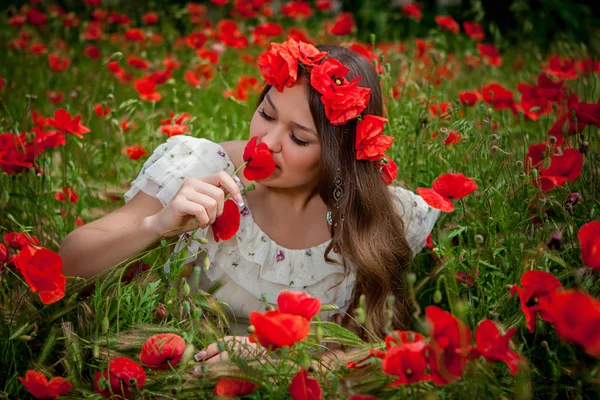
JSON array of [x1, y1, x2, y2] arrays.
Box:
[[124, 135, 441, 334]]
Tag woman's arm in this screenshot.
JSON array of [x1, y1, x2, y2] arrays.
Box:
[[58, 191, 163, 279]]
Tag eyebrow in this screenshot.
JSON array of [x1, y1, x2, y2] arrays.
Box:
[[265, 93, 318, 137]]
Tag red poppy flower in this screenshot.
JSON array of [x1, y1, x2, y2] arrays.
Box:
[[94, 357, 146, 399], [578, 221, 600, 270], [378, 156, 398, 185], [431, 130, 461, 146], [463, 21, 485, 41], [48, 53, 70, 72], [13, 245, 66, 305], [481, 83, 516, 112], [510, 270, 563, 333], [55, 185, 78, 203], [289, 369, 323, 400], [242, 136, 276, 181], [249, 310, 310, 349], [541, 290, 600, 358], [416, 173, 478, 212], [186, 32, 207, 49], [350, 43, 385, 74], [139, 333, 186, 370], [310, 58, 354, 95], [125, 28, 145, 42], [127, 56, 149, 70], [258, 43, 299, 92], [329, 12, 355, 35], [121, 145, 148, 160], [0, 244, 8, 264], [477, 44, 502, 67], [32, 129, 66, 151], [321, 85, 371, 126], [355, 115, 393, 161], [401, 4, 423, 21], [429, 102, 453, 119], [142, 12, 159, 25], [18, 370, 72, 399], [93, 103, 111, 117], [384, 330, 426, 349], [160, 124, 188, 137], [281, 1, 313, 19], [542, 54, 578, 81], [83, 45, 101, 60], [425, 306, 471, 385], [534, 148, 584, 191], [4, 232, 40, 249], [434, 15, 460, 34], [382, 341, 430, 386], [458, 90, 481, 107], [46, 109, 91, 138], [212, 199, 241, 242], [214, 377, 258, 398], [217, 20, 248, 49], [134, 75, 161, 102], [277, 290, 322, 321], [469, 319, 527, 375]]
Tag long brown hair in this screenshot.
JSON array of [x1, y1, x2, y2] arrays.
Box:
[[256, 44, 413, 341]]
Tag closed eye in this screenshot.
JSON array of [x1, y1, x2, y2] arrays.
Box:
[[258, 109, 274, 121]]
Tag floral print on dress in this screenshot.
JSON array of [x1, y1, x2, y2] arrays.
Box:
[[305, 249, 312, 256], [275, 249, 285, 262], [217, 150, 226, 157], [241, 206, 250, 217]]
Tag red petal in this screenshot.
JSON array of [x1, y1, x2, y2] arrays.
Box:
[[211, 199, 241, 242], [416, 188, 454, 212]]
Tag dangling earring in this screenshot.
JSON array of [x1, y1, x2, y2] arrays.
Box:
[[327, 168, 344, 226]]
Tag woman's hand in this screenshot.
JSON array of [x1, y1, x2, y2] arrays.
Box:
[[195, 336, 259, 365], [147, 172, 244, 238]]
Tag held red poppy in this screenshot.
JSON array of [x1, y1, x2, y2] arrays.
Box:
[[289, 369, 323, 400], [214, 377, 258, 398], [139, 333, 186, 370], [577, 221, 600, 270], [416, 173, 478, 213], [509, 270, 563, 333], [355, 115, 394, 161], [248, 310, 310, 350], [425, 306, 471, 385], [46, 109, 91, 139], [13, 245, 66, 305], [94, 357, 147, 399], [381, 341, 430, 386], [212, 199, 241, 242], [277, 290, 322, 321], [18, 370, 72, 399], [539, 290, 600, 358], [242, 136, 276, 181], [469, 319, 527, 375]]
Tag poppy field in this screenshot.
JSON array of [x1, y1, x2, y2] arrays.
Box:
[[1, 1, 599, 399]]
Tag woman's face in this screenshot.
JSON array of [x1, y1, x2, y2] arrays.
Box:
[[249, 79, 321, 189]]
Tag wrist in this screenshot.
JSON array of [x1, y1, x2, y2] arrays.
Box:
[[140, 215, 162, 240]]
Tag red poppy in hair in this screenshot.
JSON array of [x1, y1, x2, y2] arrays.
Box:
[[18, 370, 72, 399], [469, 319, 527, 375], [242, 136, 276, 181], [578, 221, 600, 270], [214, 377, 258, 398], [425, 306, 471, 385], [416, 173, 478, 212], [13, 245, 66, 305], [289, 369, 323, 400], [378, 156, 398, 185], [212, 199, 241, 242], [277, 290, 322, 321], [94, 357, 146, 399], [510, 270, 563, 333], [310, 58, 356, 95], [321, 85, 370, 126], [249, 310, 310, 350], [139, 333, 186, 370], [355, 115, 393, 161], [46, 109, 91, 139], [539, 290, 600, 358]]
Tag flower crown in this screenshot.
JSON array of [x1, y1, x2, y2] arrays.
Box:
[[257, 37, 398, 184]]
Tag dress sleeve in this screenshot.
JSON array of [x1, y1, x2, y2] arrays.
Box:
[[389, 186, 441, 258], [123, 135, 235, 206]]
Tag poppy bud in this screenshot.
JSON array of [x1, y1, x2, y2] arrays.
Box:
[[183, 281, 190, 297], [101, 317, 109, 334], [531, 168, 539, 179], [433, 290, 442, 303], [109, 52, 123, 62], [316, 324, 323, 343], [1, 190, 8, 204], [156, 303, 167, 319], [198, 237, 209, 244], [547, 231, 562, 250], [183, 301, 190, 315], [93, 344, 100, 359], [193, 308, 202, 320], [247, 325, 255, 334], [579, 141, 588, 154], [204, 254, 210, 269], [407, 273, 416, 286], [217, 341, 226, 352]]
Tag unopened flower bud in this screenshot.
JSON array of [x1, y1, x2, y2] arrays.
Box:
[[156, 303, 167, 319], [407, 273, 416, 286], [101, 317, 109, 334], [183, 281, 190, 297], [547, 231, 562, 251], [433, 290, 442, 304], [183, 301, 191, 315], [217, 341, 226, 352]]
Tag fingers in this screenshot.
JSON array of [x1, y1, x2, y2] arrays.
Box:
[[199, 171, 244, 207], [176, 199, 210, 228], [183, 190, 220, 224]]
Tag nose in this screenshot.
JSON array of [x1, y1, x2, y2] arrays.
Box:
[[258, 126, 284, 154]]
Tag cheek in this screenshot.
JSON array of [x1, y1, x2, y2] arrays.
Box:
[[283, 145, 320, 175], [249, 113, 266, 138]]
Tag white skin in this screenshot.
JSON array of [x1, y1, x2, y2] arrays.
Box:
[[198, 79, 334, 365]]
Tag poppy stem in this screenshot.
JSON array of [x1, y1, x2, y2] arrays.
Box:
[[232, 161, 248, 179]]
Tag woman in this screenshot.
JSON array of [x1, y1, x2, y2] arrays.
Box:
[[58, 40, 439, 356]]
